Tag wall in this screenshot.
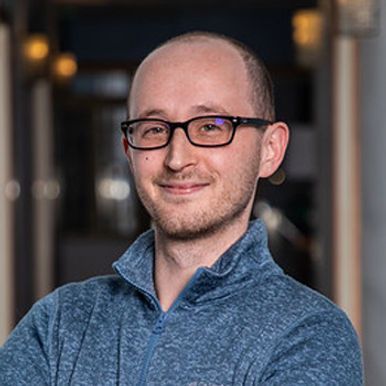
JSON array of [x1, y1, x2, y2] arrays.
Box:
[[361, 4, 386, 384]]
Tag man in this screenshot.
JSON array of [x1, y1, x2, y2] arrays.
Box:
[[0, 32, 363, 385]]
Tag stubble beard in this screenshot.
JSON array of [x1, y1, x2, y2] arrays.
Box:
[[134, 162, 260, 241]]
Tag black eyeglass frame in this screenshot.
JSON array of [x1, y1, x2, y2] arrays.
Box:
[[121, 115, 273, 150]]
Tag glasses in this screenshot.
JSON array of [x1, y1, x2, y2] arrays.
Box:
[[121, 115, 272, 150]]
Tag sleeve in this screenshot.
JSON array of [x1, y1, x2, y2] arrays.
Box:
[[0, 293, 57, 386], [258, 310, 364, 385]]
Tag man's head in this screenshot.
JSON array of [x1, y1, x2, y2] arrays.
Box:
[[122, 32, 289, 240]]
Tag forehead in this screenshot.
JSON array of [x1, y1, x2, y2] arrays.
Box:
[[129, 39, 254, 118]]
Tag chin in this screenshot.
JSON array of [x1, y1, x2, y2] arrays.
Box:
[[151, 206, 247, 241], [156, 220, 217, 240]]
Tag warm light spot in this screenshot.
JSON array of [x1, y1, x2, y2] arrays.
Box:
[[53, 53, 78, 79], [292, 9, 323, 48], [23, 34, 49, 62], [292, 9, 323, 66]]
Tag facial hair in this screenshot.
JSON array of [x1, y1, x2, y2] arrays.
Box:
[[133, 150, 261, 241]]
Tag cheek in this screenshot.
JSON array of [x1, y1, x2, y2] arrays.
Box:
[[203, 152, 243, 184], [131, 152, 161, 179], [220, 145, 261, 181]]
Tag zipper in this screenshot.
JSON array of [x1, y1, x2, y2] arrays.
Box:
[[136, 267, 204, 386], [136, 312, 167, 386]]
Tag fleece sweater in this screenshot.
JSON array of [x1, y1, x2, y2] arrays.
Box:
[[0, 220, 363, 385]]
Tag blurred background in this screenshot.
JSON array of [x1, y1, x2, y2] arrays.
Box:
[[0, 0, 384, 383]]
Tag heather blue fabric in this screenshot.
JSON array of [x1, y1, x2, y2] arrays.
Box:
[[0, 220, 363, 385]]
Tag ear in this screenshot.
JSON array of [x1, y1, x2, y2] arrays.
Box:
[[258, 121, 289, 178], [121, 135, 133, 172]]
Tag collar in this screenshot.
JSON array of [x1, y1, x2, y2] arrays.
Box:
[[113, 219, 281, 308]]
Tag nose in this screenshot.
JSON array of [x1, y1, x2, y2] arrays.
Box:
[[164, 127, 198, 172]]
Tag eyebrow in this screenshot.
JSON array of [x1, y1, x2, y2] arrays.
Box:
[[137, 108, 167, 118], [136, 103, 231, 120], [191, 103, 230, 115]]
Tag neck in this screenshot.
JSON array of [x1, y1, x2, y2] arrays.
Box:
[[153, 217, 250, 311]]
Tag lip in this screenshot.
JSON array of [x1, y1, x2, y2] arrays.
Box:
[[159, 182, 209, 195]]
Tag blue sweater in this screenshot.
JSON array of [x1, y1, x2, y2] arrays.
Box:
[[0, 220, 363, 385]]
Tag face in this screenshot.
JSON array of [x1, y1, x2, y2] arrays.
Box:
[[124, 40, 284, 240]]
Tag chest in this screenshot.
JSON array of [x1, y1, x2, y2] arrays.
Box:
[[50, 297, 274, 386]]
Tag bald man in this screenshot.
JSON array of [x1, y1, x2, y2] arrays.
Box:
[[0, 32, 363, 385]]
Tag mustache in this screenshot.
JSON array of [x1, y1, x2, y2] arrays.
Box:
[[154, 171, 214, 184]]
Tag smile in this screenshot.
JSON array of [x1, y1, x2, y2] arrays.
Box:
[[159, 182, 210, 195]]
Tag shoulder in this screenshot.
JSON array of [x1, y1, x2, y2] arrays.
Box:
[[0, 275, 128, 384], [253, 268, 347, 325], [255, 271, 361, 351], [248, 271, 363, 384], [2, 275, 130, 354], [43, 274, 129, 315], [54, 274, 128, 301], [15, 275, 129, 334]]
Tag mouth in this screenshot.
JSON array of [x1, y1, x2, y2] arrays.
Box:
[[158, 182, 210, 195]]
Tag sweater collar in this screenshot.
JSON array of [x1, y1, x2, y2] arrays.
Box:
[[113, 219, 280, 306]]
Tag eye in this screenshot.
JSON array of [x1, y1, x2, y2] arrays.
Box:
[[197, 120, 228, 136], [143, 126, 167, 136], [200, 123, 222, 132], [136, 123, 169, 139]]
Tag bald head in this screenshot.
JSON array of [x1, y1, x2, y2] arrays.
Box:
[[129, 31, 275, 121], [159, 32, 275, 120]]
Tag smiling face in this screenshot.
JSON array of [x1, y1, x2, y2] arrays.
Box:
[[124, 38, 286, 240]]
